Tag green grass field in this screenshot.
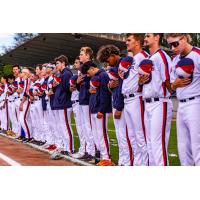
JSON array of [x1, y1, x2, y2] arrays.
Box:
[[71, 116, 180, 166]]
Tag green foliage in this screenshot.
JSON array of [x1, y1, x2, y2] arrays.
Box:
[[0, 64, 13, 78]]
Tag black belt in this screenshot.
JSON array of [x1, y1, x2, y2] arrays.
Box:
[[179, 97, 195, 103], [145, 98, 160, 103], [123, 94, 135, 99], [72, 100, 79, 104]]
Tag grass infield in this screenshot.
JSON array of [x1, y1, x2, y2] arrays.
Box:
[[71, 115, 180, 166]]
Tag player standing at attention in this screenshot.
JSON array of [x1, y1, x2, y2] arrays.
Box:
[[81, 61, 112, 165], [166, 33, 200, 165], [139, 33, 173, 166], [76, 47, 96, 161], [120, 33, 149, 166], [97, 45, 132, 166], [70, 57, 86, 159]]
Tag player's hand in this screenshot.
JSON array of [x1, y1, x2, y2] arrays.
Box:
[[171, 77, 192, 90], [47, 90, 54, 96], [118, 70, 124, 79], [77, 75, 84, 84], [89, 88, 97, 94], [138, 74, 149, 85], [19, 103, 23, 111], [108, 80, 119, 89], [97, 112, 104, 119], [114, 110, 122, 119]]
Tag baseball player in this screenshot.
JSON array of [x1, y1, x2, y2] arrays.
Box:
[[138, 33, 173, 166], [76, 47, 96, 160], [0, 76, 8, 132], [53, 55, 74, 155], [18, 68, 32, 142], [97, 45, 132, 166], [6, 75, 16, 136], [70, 57, 86, 159], [166, 33, 200, 165], [12, 65, 22, 138], [81, 61, 112, 164], [120, 33, 149, 166], [44, 64, 59, 151]]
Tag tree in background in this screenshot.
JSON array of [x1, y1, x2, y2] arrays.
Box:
[[13, 33, 37, 47], [0, 64, 13, 77]]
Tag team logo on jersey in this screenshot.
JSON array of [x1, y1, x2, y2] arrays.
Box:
[[70, 75, 78, 86], [90, 76, 100, 89], [175, 57, 194, 79], [108, 67, 119, 80], [118, 56, 133, 72]]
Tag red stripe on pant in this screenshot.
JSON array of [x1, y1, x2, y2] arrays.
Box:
[[24, 101, 31, 138], [102, 114, 110, 159], [64, 108, 73, 153], [162, 102, 168, 166], [139, 96, 146, 142], [6, 101, 9, 130], [126, 126, 134, 166]]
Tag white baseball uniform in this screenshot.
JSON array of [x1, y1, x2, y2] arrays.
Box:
[[171, 47, 200, 165], [122, 50, 149, 166], [142, 49, 173, 166], [0, 84, 8, 130]]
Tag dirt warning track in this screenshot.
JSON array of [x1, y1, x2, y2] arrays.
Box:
[[0, 135, 77, 166]]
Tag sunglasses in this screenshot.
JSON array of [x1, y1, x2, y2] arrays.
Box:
[[168, 36, 184, 49]]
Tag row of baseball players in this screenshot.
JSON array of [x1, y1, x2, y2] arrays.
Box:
[[0, 33, 199, 166]]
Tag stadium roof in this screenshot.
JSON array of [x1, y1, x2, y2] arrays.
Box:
[[0, 33, 126, 66]]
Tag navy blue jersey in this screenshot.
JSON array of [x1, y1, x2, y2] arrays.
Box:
[[89, 69, 112, 114], [53, 67, 73, 109], [110, 58, 124, 111], [41, 77, 49, 111], [78, 76, 91, 105]]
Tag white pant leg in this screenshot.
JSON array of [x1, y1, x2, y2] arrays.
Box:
[[11, 101, 18, 134], [124, 97, 148, 166], [1, 101, 9, 130], [79, 105, 95, 156], [19, 100, 32, 139], [72, 103, 86, 154], [91, 113, 100, 151], [145, 101, 172, 166], [34, 100, 45, 142], [56, 108, 74, 153], [14, 99, 21, 135], [8, 102, 13, 130], [177, 99, 200, 166], [96, 113, 110, 160]]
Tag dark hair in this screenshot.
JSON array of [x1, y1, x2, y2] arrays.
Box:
[[75, 56, 80, 60], [55, 55, 69, 66], [7, 74, 15, 80], [1, 75, 9, 82], [96, 45, 120, 63], [126, 33, 145, 46], [153, 33, 164, 45], [12, 64, 20, 70], [81, 61, 97, 74]]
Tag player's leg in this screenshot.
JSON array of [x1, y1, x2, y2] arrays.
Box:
[[81, 105, 95, 157], [186, 100, 200, 165], [72, 103, 86, 155], [120, 107, 134, 166], [96, 113, 110, 160], [177, 103, 194, 166], [150, 101, 172, 166]]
